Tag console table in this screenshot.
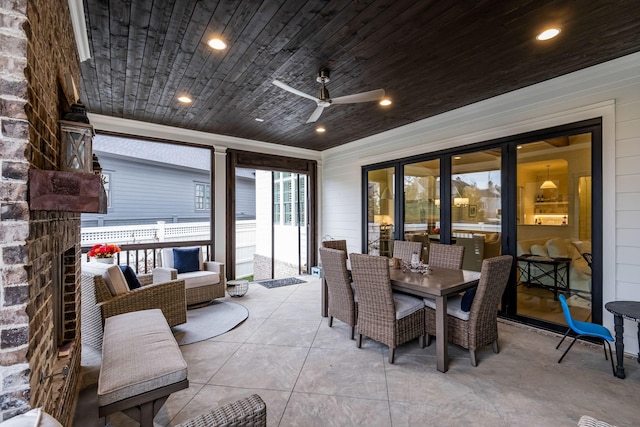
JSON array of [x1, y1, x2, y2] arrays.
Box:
[[517, 255, 571, 300], [604, 301, 640, 379]]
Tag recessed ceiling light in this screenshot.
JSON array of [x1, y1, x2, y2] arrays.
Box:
[[255, 118, 264, 122], [207, 38, 227, 50], [177, 96, 192, 104], [517, 145, 522, 149], [316, 126, 326, 133], [536, 28, 560, 41], [379, 98, 392, 106], [454, 156, 461, 160]]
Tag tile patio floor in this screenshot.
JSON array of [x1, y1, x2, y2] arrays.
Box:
[[73, 276, 640, 426]]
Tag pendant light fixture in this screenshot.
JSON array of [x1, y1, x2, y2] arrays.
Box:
[[540, 165, 557, 189]]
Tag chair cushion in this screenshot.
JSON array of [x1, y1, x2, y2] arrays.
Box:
[[178, 271, 220, 289], [0, 408, 63, 427], [546, 237, 570, 258], [530, 244, 549, 257], [392, 292, 424, 320], [98, 309, 188, 406], [423, 295, 470, 321], [82, 263, 129, 296], [119, 265, 142, 290], [173, 248, 200, 273], [461, 287, 476, 312]]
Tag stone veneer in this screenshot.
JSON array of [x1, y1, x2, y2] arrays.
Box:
[[0, 0, 82, 424]]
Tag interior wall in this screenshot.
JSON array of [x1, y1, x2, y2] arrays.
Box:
[[321, 51, 640, 355]]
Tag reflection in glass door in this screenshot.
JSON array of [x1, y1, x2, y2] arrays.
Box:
[[252, 170, 308, 280], [451, 150, 502, 271], [403, 160, 440, 263], [366, 167, 395, 257], [515, 134, 592, 326]]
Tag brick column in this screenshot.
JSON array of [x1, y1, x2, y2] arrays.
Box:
[[0, 0, 31, 420]]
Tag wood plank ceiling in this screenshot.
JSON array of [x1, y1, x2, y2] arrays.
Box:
[[80, 0, 640, 151]]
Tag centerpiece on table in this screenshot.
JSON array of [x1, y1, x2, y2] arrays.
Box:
[[88, 243, 121, 263]]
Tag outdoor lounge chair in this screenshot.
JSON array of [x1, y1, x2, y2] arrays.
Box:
[[154, 247, 226, 306], [175, 394, 266, 427], [81, 262, 187, 349]]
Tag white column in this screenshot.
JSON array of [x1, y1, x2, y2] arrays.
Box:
[[214, 146, 227, 263]]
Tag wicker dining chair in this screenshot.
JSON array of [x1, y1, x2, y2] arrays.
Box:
[[175, 394, 266, 427], [428, 242, 465, 269], [350, 253, 426, 363], [319, 247, 357, 339], [322, 239, 348, 258], [392, 240, 423, 265], [424, 255, 513, 366]]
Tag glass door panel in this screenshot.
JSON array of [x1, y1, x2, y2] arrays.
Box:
[[404, 159, 440, 262], [253, 170, 308, 280], [273, 172, 308, 279], [367, 167, 395, 257], [515, 134, 592, 325], [451, 150, 502, 271]]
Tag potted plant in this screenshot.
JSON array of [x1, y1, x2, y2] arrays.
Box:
[[88, 243, 121, 263]]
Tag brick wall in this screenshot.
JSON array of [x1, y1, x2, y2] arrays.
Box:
[[0, 0, 82, 423]]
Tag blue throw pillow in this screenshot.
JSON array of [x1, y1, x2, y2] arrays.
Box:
[[173, 247, 200, 274], [461, 287, 477, 312], [119, 265, 142, 290]]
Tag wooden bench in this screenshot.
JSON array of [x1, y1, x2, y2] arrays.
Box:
[[98, 309, 188, 427]]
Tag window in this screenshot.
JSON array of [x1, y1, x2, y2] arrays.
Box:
[[273, 181, 281, 223], [102, 172, 112, 208], [283, 180, 292, 225], [195, 182, 210, 210]]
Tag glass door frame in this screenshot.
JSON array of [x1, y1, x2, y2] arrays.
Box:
[[503, 119, 603, 327], [361, 117, 603, 332], [226, 149, 317, 280]]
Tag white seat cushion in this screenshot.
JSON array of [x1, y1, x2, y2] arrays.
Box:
[[423, 295, 470, 321], [178, 270, 220, 289], [392, 292, 424, 320], [82, 262, 129, 296]]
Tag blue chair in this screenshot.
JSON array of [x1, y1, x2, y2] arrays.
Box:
[[556, 294, 615, 375]]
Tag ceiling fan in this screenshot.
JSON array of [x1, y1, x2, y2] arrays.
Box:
[[272, 69, 385, 123]]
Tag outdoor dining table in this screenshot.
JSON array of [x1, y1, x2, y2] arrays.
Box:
[[389, 266, 481, 373]]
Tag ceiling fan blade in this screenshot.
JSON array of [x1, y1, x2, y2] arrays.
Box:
[[306, 106, 325, 123], [332, 88, 385, 104], [272, 80, 318, 102]]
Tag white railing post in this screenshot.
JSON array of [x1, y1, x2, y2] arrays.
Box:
[[157, 221, 165, 242]]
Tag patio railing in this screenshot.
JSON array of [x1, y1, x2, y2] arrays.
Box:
[[81, 220, 257, 278]]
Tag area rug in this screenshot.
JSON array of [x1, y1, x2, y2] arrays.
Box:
[[258, 277, 306, 289], [172, 301, 248, 345]]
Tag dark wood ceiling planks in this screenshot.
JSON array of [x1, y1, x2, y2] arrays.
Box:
[[80, 0, 640, 151]]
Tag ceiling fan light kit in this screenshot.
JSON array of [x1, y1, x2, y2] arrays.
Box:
[[273, 68, 385, 124]]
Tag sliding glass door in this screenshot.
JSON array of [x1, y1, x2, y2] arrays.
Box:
[[253, 170, 308, 280], [362, 119, 601, 332], [366, 166, 396, 257], [450, 149, 502, 271], [515, 134, 593, 325]]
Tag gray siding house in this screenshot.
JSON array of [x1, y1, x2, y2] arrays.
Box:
[[82, 135, 255, 227]]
